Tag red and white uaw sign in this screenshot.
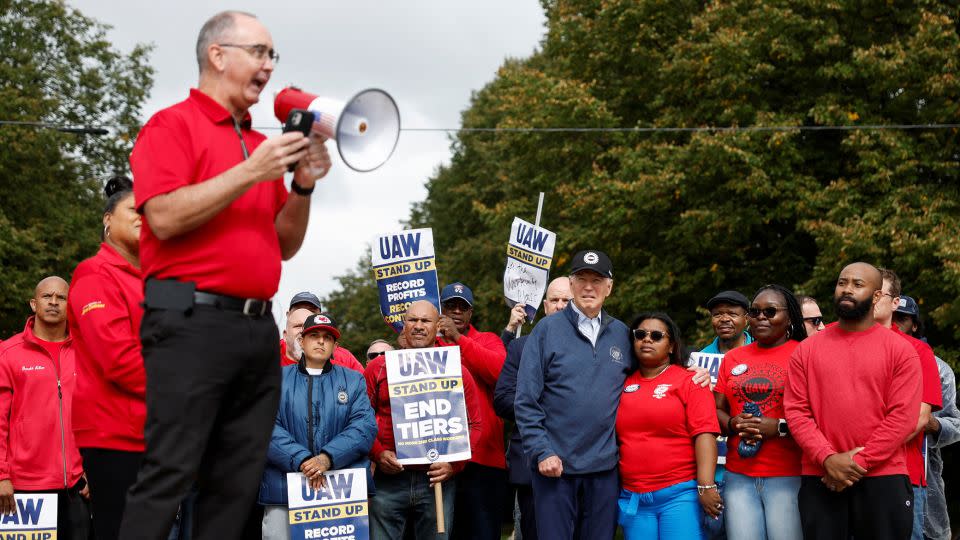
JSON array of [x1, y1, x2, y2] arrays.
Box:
[[286, 469, 369, 540], [504, 217, 556, 321], [386, 346, 471, 464], [371, 228, 440, 333], [0, 494, 57, 539]]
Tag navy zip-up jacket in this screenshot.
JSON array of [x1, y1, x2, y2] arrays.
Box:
[[515, 302, 633, 474], [259, 360, 377, 505], [493, 335, 531, 485]]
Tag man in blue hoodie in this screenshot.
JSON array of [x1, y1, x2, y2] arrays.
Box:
[[258, 313, 377, 540], [514, 250, 632, 539]]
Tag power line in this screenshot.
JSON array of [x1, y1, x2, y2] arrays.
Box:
[[4, 118, 960, 134]]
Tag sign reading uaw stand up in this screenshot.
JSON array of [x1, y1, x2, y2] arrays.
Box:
[[386, 346, 471, 464], [286, 469, 369, 540], [371, 228, 440, 332], [0, 494, 57, 539], [504, 217, 555, 321]]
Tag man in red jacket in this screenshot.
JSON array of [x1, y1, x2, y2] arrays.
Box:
[[785, 262, 921, 540], [436, 282, 508, 540], [366, 299, 483, 539], [0, 277, 89, 539]]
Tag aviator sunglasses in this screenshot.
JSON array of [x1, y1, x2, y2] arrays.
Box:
[[632, 329, 669, 342]]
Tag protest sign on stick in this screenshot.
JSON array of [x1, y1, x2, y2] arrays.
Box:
[[286, 469, 369, 540], [386, 346, 471, 532], [504, 209, 555, 334], [0, 493, 57, 539], [371, 228, 440, 333]]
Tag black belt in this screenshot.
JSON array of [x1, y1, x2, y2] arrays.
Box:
[[194, 291, 272, 317]]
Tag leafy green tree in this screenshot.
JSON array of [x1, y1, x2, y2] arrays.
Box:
[[326, 0, 960, 367], [0, 0, 153, 336]]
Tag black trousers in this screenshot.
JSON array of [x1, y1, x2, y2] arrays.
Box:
[[118, 305, 281, 540], [82, 448, 142, 540], [798, 474, 914, 540], [21, 481, 90, 540], [451, 463, 509, 540], [515, 484, 537, 540]]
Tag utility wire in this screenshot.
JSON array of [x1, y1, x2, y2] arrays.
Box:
[[4, 118, 960, 134]]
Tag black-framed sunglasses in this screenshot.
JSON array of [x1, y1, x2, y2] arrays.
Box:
[[803, 316, 823, 326], [218, 43, 280, 63], [747, 306, 787, 319], [632, 329, 669, 343], [367, 351, 385, 361]]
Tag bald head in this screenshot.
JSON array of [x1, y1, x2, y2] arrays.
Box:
[[402, 301, 440, 349], [543, 277, 573, 315], [31, 276, 68, 329], [841, 262, 882, 289]]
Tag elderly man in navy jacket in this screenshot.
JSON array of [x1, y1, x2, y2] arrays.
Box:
[[258, 313, 377, 540], [515, 251, 632, 540]]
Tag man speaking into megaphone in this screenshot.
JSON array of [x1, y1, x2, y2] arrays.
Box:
[[119, 10, 331, 540]]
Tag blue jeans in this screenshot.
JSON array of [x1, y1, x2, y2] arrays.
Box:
[[618, 480, 704, 540], [911, 486, 925, 540], [369, 469, 455, 539], [723, 471, 801, 540]]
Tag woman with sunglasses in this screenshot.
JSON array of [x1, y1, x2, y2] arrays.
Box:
[[714, 284, 807, 540], [616, 312, 721, 539]]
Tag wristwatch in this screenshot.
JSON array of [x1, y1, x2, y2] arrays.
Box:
[[777, 418, 789, 437]]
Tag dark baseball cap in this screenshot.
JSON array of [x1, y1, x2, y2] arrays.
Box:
[[289, 291, 323, 312], [706, 290, 750, 311], [569, 250, 613, 278], [895, 295, 920, 318], [302, 313, 340, 340], [440, 283, 474, 306]]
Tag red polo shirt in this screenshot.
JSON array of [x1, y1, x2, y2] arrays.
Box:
[[890, 325, 942, 486], [131, 89, 288, 300]]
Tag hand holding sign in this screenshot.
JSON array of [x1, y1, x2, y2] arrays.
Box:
[[427, 462, 454, 486], [505, 303, 527, 334], [437, 316, 461, 342], [301, 454, 333, 489], [0, 480, 12, 515]]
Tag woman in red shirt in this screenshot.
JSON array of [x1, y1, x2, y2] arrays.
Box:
[[715, 284, 807, 540], [616, 312, 722, 539], [68, 177, 146, 540]]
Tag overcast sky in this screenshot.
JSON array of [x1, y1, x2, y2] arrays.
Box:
[[69, 1, 547, 325]]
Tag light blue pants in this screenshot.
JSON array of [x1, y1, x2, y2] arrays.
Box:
[[723, 471, 802, 540], [911, 485, 925, 540], [618, 480, 704, 540]]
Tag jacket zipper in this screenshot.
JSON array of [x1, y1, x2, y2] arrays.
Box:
[[55, 350, 67, 489]]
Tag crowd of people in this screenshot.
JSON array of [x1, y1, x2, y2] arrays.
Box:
[[0, 9, 957, 540]]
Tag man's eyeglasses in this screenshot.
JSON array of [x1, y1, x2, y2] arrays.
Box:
[[219, 43, 279, 63], [803, 316, 823, 327], [367, 351, 385, 361], [746, 306, 787, 319], [632, 329, 669, 343]]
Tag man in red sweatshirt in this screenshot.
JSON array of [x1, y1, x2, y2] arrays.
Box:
[[0, 277, 89, 539], [784, 262, 922, 540], [366, 299, 483, 539], [436, 282, 508, 540]]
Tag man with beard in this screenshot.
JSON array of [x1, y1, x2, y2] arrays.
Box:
[[365, 300, 483, 539], [784, 262, 922, 539], [436, 283, 508, 540]]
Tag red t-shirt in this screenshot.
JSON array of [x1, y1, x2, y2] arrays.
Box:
[[131, 89, 289, 300], [715, 341, 803, 477], [616, 365, 719, 493], [32, 337, 65, 364], [891, 326, 942, 486], [784, 324, 921, 477]]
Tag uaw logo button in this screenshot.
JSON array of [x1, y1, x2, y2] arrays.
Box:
[[731, 364, 748, 376], [624, 384, 640, 393], [584, 252, 599, 264], [427, 449, 440, 462], [337, 390, 349, 404]]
